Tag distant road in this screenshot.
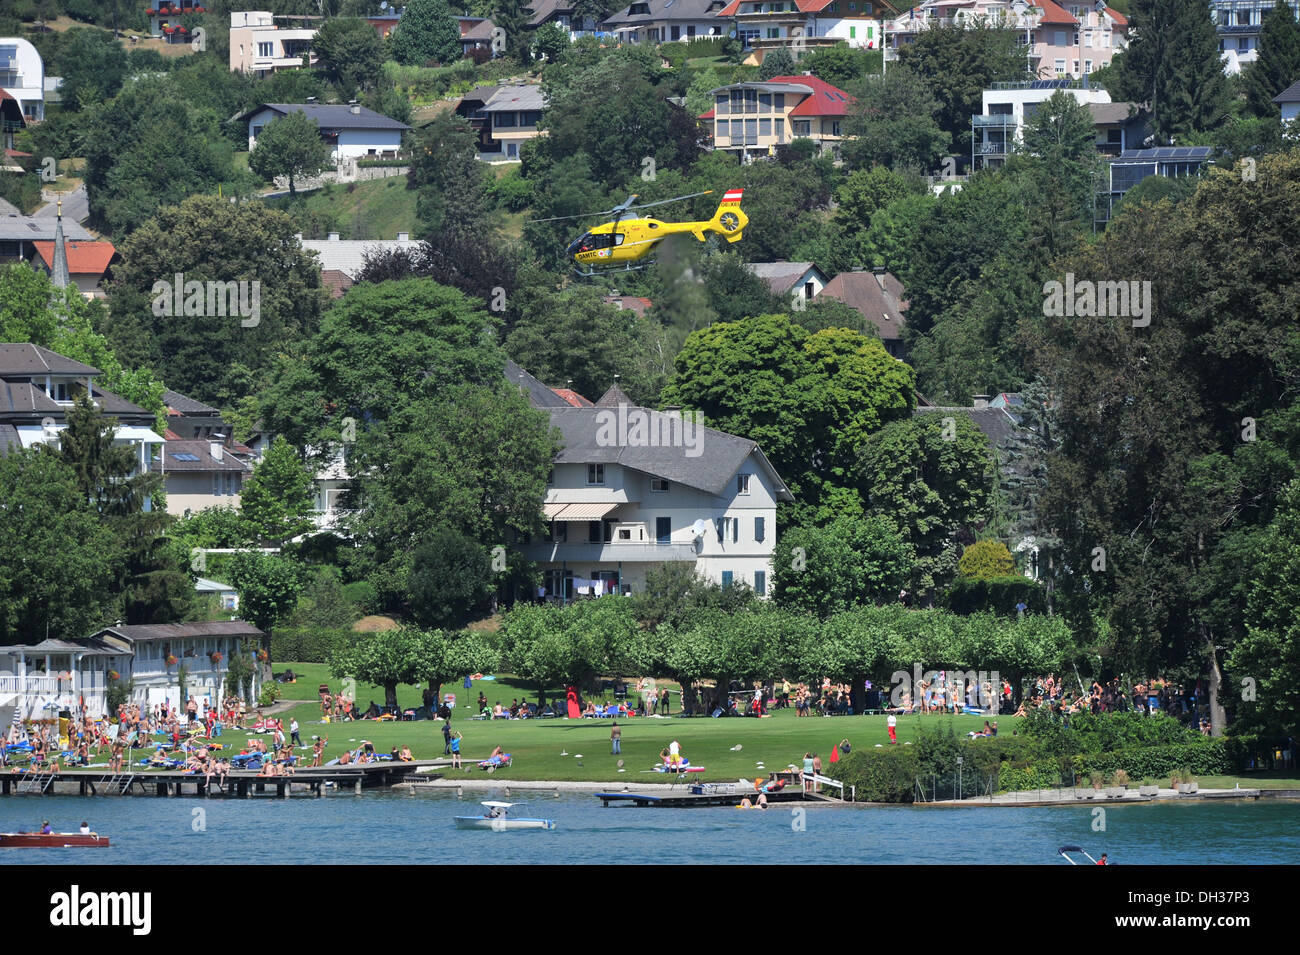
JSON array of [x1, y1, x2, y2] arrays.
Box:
[[35, 184, 89, 223]]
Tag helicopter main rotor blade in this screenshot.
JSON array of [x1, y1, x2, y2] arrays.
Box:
[[529, 209, 619, 224], [626, 190, 715, 212]]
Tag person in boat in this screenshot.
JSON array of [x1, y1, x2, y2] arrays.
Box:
[[79, 822, 91, 834], [40, 820, 52, 834], [486, 804, 506, 819]]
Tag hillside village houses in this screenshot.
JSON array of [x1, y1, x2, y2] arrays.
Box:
[[701, 73, 854, 159], [1, 36, 44, 122], [239, 102, 410, 163]]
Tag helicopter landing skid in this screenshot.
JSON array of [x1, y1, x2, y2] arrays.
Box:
[[572, 260, 654, 279]]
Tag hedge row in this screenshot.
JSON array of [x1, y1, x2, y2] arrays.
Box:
[[944, 576, 1048, 615], [270, 627, 352, 664], [997, 739, 1240, 791]]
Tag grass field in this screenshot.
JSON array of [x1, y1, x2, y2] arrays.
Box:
[[266, 177, 418, 240], [256, 663, 1008, 782]]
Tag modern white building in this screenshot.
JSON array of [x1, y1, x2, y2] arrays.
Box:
[[506, 361, 792, 598], [971, 77, 1113, 170], [0, 37, 44, 122], [229, 10, 319, 76], [238, 103, 410, 163]]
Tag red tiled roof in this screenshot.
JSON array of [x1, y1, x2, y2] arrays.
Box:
[[699, 108, 715, 120], [321, 268, 354, 300], [1033, 0, 1076, 25], [31, 240, 117, 276], [1103, 6, 1127, 27], [766, 75, 856, 117], [165, 428, 182, 440], [552, 388, 595, 408]]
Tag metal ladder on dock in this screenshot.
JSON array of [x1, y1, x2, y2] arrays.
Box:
[[103, 773, 135, 795], [17, 773, 54, 794]]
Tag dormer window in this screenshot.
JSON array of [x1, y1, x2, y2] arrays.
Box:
[[629, 2, 650, 13]]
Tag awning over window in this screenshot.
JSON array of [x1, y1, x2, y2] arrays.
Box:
[[548, 502, 622, 521]]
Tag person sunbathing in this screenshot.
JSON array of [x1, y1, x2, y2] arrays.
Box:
[[398, 745, 413, 762]]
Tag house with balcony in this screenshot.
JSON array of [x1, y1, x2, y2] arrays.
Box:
[[455, 83, 546, 160], [702, 74, 853, 159], [88, 621, 264, 714], [0, 344, 164, 483], [716, 0, 896, 60], [238, 103, 409, 163], [529, 1, 603, 39], [889, 0, 1127, 79], [0, 636, 129, 722], [1, 37, 43, 122], [970, 77, 1115, 170], [1, 89, 25, 166], [1214, 0, 1300, 73], [505, 360, 793, 598], [229, 10, 319, 76], [601, 0, 731, 44]]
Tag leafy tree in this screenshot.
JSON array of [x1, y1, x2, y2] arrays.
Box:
[[0, 449, 118, 644], [772, 515, 914, 616], [248, 111, 335, 195], [998, 379, 1063, 606], [958, 539, 1016, 579], [104, 194, 325, 407], [313, 16, 385, 93], [348, 383, 557, 603], [833, 165, 921, 268], [59, 28, 129, 110], [1245, 0, 1300, 117], [1017, 90, 1105, 258], [857, 413, 996, 599], [364, 85, 414, 126], [413, 628, 501, 702], [800, 43, 882, 89], [258, 278, 508, 453], [1109, 0, 1228, 141], [896, 21, 1029, 155], [501, 599, 644, 699], [240, 436, 318, 545], [329, 627, 425, 708], [226, 551, 301, 635], [1229, 479, 1300, 736], [759, 47, 795, 80], [407, 112, 491, 236], [661, 313, 817, 494], [533, 22, 569, 62], [842, 66, 948, 172], [390, 0, 463, 65], [58, 396, 192, 625], [408, 527, 494, 630], [490, 0, 533, 62], [505, 284, 668, 404]]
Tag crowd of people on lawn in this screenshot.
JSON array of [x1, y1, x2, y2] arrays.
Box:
[[1010, 674, 1215, 733]]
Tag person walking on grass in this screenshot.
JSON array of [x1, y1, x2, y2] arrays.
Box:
[[887, 713, 897, 745], [611, 721, 622, 755], [442, 717, 453, 755]]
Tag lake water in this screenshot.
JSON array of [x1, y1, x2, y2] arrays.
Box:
[[3, 792, 1299, 865]]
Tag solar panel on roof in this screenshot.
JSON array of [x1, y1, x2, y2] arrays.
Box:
[[172, 452, 200, 461]]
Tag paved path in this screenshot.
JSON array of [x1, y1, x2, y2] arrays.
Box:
[[35, 184, 88, 222]]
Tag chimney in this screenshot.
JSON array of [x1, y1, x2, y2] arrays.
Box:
[[972, 394, 990, 410], [328, 232, 340, 241], [872, 265, 887, 290], [397, 232, 410, 241], [349, 99, 360, 114], [210, 441, 223, 462]]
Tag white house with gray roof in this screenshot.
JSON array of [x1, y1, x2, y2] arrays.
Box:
[[506, 360, 792, 598], [237, 102, 410, 163]]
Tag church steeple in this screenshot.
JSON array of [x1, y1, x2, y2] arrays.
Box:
[[51, 196, 70, 291]]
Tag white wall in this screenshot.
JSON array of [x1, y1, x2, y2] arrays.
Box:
[[0, 37, 44, 120]]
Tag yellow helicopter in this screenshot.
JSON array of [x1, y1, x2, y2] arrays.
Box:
[[534, 189, 748, 277]]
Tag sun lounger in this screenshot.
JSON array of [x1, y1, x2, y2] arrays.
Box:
[[478, 753, 512, 769]]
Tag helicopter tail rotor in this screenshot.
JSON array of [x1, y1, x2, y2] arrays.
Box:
[[705, 188, 748, 243]]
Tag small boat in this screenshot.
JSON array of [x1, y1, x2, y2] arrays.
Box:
[[0, 832, 110, 848], [453, 801, 555, 831], [1058, 845, 1107, 865]]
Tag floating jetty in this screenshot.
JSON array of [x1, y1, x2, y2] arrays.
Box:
[[0, 762, 440, 799], [596, 787, 835, 808]]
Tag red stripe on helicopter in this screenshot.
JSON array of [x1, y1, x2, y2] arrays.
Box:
[[722, 189, 744, 201]]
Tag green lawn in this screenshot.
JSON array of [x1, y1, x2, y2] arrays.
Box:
[[259, 664, 1012, 782], [265, 177, 417, 240]]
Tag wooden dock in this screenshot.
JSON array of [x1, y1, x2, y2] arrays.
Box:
[[0, 762, 440, 798]]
